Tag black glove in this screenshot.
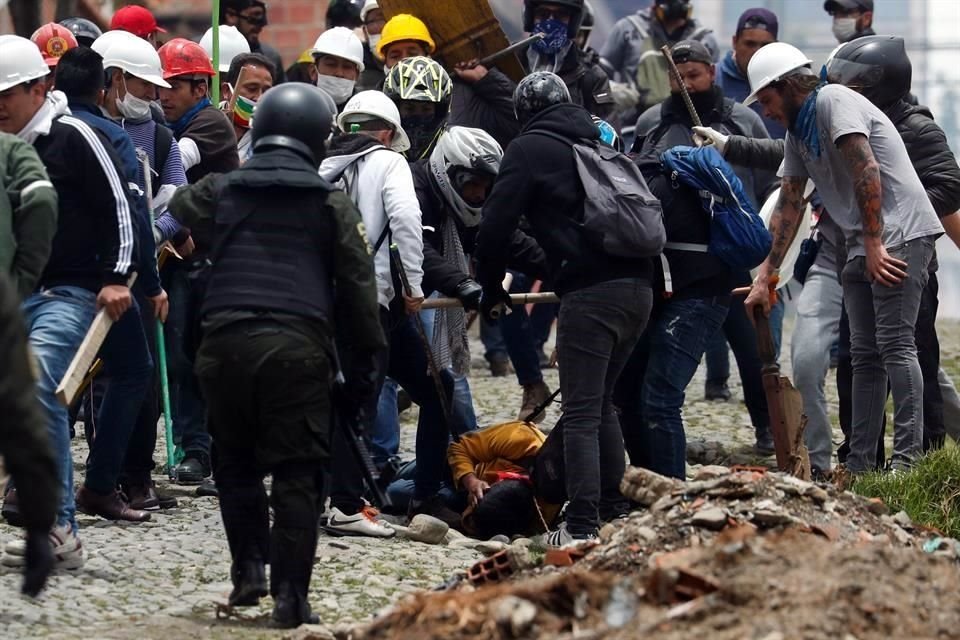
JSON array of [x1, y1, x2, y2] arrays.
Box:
[[479, 286, 511, 322], [455, 279, 483, 311], [22, 528, 53, 598]]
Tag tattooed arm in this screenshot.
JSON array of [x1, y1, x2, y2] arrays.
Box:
[[744, 176, 806, 316], [836, 132, 906, 286]]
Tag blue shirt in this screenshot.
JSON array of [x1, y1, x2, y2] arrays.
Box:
[[68, 101, 161, 297], [717, 50, 786, 140]]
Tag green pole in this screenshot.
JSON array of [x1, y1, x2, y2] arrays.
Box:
[[212, 0, 221, 105]]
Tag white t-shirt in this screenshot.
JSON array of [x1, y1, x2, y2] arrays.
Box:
[[782, 84, 942, 259]]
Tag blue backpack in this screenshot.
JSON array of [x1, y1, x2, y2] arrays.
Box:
[[660, 145, 772, 271]]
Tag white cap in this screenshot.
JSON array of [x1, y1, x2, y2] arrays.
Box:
[[199, 25, 251, 74], [102, 34, 171, 88], [0, 36, 51, 92], [744, 42, 813, 105], [360, 0, 380, 23], [312, 27, 365, 73], [90, 29, 141, 58], [338, 90, 410, 152]]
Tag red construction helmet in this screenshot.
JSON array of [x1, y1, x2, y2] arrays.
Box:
[[31, 22, 79, 67], [157, 38, 215, 80]]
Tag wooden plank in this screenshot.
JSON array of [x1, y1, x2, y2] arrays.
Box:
[[55, 274, 138, 407], [378, 0, 526, 82]]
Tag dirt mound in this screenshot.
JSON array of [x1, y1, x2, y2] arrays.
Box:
[[352, 467, 960, 640]]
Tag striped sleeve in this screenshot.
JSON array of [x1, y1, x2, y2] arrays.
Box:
[[60, 116, 135, 283]]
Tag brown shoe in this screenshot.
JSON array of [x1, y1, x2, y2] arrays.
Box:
[[123, 482, 160, 511], [519, 380, 551, 423], [489, 355, 512, 378], [76, 487, 151, 522]]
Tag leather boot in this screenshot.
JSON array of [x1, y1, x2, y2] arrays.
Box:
[[228, 559, 268, 607], [76, 487, 150, 522], [271, 582, 319, 628]]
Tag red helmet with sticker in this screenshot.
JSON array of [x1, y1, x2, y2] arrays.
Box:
[[157, 38, 215, 80], [31, 22, 79, 67]]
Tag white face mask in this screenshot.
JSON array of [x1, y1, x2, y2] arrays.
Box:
[[116, 77, 153, 121], [316, 74, 356, 106], [832, 17, 858, 42], [367, 33, 382, 58]]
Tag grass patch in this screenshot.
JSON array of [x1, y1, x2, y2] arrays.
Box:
[[853, 445, 960, 538]]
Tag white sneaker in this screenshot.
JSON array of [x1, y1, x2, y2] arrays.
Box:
[[543, 523, 599, 549], [1, 523, 84, 570], [323, 506, 395, 538]]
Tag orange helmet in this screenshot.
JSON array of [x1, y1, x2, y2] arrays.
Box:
[[31, 22, 79, 67], [157, 38, 215, 80]]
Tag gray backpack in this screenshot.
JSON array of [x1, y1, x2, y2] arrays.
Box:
[[540, 132, 667, 258]]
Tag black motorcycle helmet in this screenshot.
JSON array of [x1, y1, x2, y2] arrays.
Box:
[[655, 0, 693, 23], [513, 71, 571, 126], [522, 0, 585, 39], [252, 84, 336, 166], [326, 0, 365, 29], [59, 17, 103, 48], [826, 35, 912, 110]]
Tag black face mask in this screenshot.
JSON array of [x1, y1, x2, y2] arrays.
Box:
[[658, 0, 691, 22], [404, 115, 445, 160]]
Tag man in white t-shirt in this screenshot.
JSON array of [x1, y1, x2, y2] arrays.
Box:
[[743, 43, 943, 474]]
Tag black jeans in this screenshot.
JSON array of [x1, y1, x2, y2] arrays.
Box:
[[329, 307, 453, 513], [195, 321, 332, 591], [557, 278, 652, 536]]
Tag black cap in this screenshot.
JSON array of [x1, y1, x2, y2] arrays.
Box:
[[824, 0, 873, 13], [670, 39, 713, 65]]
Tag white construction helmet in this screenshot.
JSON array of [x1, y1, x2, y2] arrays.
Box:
[[744, 42, 813, 105], [0, 36, 51, 92], [428, 126, 502, 227], [90, 29, 140, 58], [101, 34, 171, 88], [312, 27, 365, 73], [338, 90, 410, 152], [200, 25, 251, 73], [360, 0, 380, 23]]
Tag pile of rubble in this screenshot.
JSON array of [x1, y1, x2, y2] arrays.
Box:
[[351, 466, 960, 640]]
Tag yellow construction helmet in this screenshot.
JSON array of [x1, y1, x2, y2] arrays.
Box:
[[296, 48, 315, 64], [377, 13, 435, 58]]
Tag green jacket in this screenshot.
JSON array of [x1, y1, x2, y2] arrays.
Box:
[[0, 271, 57, 532], [169, 149, 386, 356], [0, 132, 58, 299]]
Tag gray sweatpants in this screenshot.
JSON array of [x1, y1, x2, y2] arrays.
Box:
[[791, 265, 843, 471], [842, 236, 935, 472]]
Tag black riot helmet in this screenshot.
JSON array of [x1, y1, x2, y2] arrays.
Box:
[[59, 17, 103, 48], [826, 35, 912, 110], [252, 84, 336, 166], [326, 0, 365, 29], [522, 0, 585, 39], [513, 71, 571, 125]]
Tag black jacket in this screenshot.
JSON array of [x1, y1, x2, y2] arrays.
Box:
[[476, 103, 652, 295], [34, 116, 137, 291], [886, 100, 960, 218], [411, 160, 546, 297], [449, 69, 521, 152], [525, 47, 614, 120]]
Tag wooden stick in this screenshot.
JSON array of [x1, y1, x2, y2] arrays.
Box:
[[55, 273, 137, 407], [423, 292, 559, 310], [661, 45, 704, 129]]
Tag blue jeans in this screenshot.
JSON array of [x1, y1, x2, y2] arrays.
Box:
[[499, 273, 544, 386], [705, 294, 784, 381], [22, 287, 98, 530], [84, 297, 153, 494], [163, 266, 209, 456], [617, 296, 730, 479]]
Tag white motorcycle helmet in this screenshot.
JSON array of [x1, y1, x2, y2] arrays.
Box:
[[428, 126, 502, 227]]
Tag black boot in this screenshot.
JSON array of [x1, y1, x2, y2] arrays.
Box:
[[229, 559, 268, 607], [271, 581, 319, 628]]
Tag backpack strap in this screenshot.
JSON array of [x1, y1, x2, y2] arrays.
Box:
[[152, 123, 173, 198]]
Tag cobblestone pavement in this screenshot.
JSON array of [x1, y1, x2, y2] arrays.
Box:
[[2, 317, 958, 638]]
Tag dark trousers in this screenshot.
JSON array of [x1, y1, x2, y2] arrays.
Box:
[[497, 272, 544, 386], [557, 278, 652, 535], [329, 307, 452, 513], [120, 290, 161, 485], [195, 321, 331, 595], [617, 295, 730, 479]]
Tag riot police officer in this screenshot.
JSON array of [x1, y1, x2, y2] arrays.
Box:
[[168, 83, 385, 628]]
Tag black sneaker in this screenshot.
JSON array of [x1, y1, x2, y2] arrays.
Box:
[[196, 477, 219, 497], [705, 381, 732, 401], [175, 453, 210, 485], [1, 489, 23, 528], [754, 432, 776, 456]]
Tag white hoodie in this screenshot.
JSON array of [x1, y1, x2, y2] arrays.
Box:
[[319, 141, 424, 309]]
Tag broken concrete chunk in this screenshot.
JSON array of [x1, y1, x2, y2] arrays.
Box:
[[621, 466, 685, 506], [492, 595, 537, 637], [691, 507, 728, 531]]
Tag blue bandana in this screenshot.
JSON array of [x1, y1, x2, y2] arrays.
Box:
[[790, 81, 826, 158], [532, 19, 569, 55], [170, 97, 212, 138]]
